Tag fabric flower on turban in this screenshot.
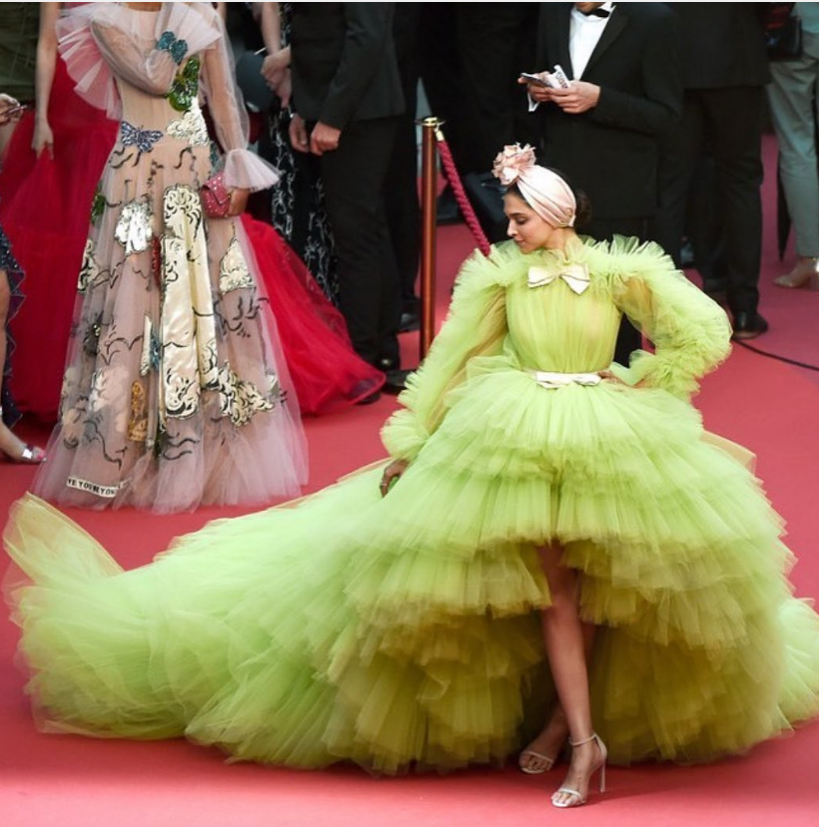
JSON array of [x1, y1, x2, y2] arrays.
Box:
[[492, 143, 537, 187], [491, 143, 577, 228]]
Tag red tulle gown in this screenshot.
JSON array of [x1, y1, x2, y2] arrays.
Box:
[[0, 56, 118, 420], [0, 65, 382, 420], [241, 215, 384, 414]]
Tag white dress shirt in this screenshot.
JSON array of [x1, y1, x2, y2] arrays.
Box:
[[527, 3, 615, 111], [569, 2, 615, 79]]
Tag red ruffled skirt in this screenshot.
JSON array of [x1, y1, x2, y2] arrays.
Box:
[[0, 58, 118, 420]]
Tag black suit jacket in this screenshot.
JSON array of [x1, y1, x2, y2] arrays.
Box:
[[667, 3, 770, 89], [290, 3, 404, 130], [534, 2, 682, 220]]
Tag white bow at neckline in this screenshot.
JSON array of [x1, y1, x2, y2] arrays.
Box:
[[528, 263, 591, 294]]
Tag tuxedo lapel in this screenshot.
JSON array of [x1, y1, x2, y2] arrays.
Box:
[[553, 4, 575, 79], [582, 8, 628, 77]]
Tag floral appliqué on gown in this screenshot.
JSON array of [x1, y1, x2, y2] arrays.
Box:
[[31, 3, 307, 511]]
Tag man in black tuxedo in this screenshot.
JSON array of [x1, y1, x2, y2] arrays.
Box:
[[653, 3, 770, 340], [524, 2, 682, 363], [289, 3, 406, 385]]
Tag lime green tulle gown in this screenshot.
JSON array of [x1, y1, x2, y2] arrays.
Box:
[[5, 238, 819, 773]]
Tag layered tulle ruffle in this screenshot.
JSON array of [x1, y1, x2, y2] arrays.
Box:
[[6, 357, 819, 771], [5, 236, 818, 772]]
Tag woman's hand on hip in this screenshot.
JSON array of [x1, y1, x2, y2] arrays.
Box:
[[380, 459, 408, 497], [598, 369, 647, 389]]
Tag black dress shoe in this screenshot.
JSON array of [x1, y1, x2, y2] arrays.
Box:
[[383, 368, 411, 394], [355, 390, 381, 405], [731, 312, 768, 340]]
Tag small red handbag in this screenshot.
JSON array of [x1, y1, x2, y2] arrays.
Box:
[[200, 171, 232, 219]]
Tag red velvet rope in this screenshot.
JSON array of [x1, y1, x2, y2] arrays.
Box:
[[436, 135, 493, 257]]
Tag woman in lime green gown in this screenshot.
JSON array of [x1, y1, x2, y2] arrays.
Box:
[[5, 146, 819, 807]]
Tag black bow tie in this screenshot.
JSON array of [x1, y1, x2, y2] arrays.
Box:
[[581, 6, 611, 18]]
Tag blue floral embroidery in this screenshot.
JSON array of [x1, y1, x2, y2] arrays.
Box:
[[156, 31, 188, 65], [120, 121, 164, 154]]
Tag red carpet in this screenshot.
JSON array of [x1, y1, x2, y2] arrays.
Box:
[[2, 137, 818, 825]]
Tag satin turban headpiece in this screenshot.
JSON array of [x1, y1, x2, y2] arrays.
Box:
[[491, 144, 577, 228]]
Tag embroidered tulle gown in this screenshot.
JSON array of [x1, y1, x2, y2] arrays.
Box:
[[6, 233, 819, 768], [28, 4, 308, 510]]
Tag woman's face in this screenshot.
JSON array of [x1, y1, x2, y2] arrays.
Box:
[[503, 192, 556, 253]]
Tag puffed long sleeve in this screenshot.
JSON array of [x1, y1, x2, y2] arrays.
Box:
[[608, 239, 732, 399], [381, 249, 509, 462], [87, 4, 220, 98], [197, 9, 279, 191]]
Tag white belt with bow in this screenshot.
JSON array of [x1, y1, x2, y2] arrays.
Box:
[[528, 263, 591, 294], [526, 370, 602, 389]]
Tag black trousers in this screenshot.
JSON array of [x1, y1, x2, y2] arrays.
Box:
[[455, 4, 539, 173], [418, 3, 537, 176], [584, 216, 651, 365], [319, 116, 403, 368], [653, 86, 764, 316], [386, 3, 422, 308]]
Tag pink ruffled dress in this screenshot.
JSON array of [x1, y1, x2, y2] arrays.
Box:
[[31, 3, 308, 512]]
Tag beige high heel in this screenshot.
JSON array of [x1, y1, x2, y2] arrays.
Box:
[[773, 258, 819, 290], [518, 746, 558, 775], [551, 733, 607, 809]]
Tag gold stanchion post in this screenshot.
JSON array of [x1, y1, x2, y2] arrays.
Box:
[[418, 117, 442, 360]]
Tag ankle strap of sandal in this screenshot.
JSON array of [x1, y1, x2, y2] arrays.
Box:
[[568, 733, 598, 747]]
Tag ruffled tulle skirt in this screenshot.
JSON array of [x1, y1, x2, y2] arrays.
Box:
[[5, 357, 819, 770], [240, 215, 383, 415]]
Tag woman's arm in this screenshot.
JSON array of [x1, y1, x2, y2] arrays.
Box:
[[199, 7, 278, 194], [32, 2, 60, 157], [89, 20, 179, 97], [259, 3, 291, 105], [381, 250, 509, 463], [609, 240, 732, 399]]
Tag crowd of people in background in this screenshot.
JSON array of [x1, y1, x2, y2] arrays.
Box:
[[0, 2, 815, 476], [3, 4, 819, 812]]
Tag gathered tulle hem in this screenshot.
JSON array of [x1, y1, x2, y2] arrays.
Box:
[[5, 479, 819, 774]]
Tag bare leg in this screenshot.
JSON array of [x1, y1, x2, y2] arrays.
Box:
[[537, 544, 605, 807], [519, 622, 596, 772]]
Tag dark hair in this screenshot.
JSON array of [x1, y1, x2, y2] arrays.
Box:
[[504, 170, 592, 230]]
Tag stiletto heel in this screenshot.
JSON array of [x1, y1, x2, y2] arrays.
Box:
[[551, 733, 607, 809]]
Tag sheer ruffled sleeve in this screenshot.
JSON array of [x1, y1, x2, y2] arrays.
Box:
[[57, 3, 221, 119], [195, 6, 279, 191], [606, 238, 732, 400], [381, 249, 509, 462]]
